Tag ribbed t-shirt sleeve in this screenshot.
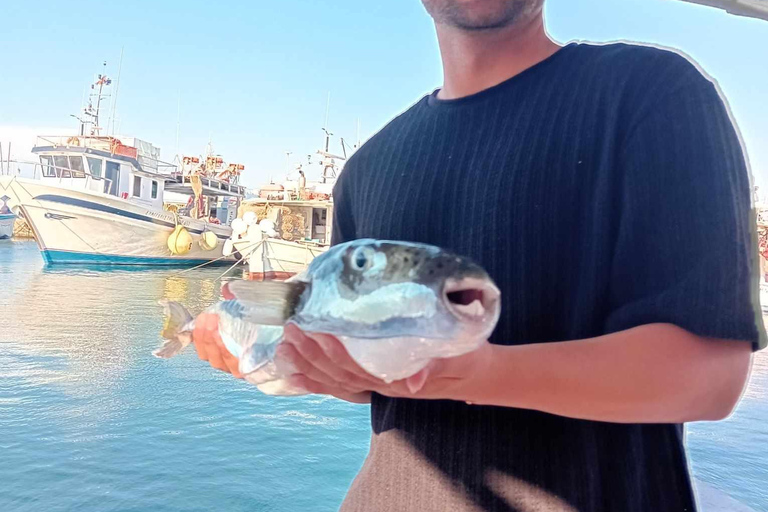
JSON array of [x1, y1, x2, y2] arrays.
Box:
[[331, 167, 357, 246], [605, 61, 766, 350]]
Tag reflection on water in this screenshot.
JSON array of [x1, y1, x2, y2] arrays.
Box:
[[688, 348, 768, 510], [4, 255, 221, 404], [1, 240, 371, 512], [2, 239, 768, 511]]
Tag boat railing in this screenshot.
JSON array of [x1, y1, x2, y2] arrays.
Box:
[[169, 172, 247, 197], [36, 135, 124, 154], [34, 136, 176, 174], [8, 160, 115, 194]]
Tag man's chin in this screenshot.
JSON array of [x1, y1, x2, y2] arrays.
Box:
[[451, 17, 518, 31], [423, 0, 529, 31]]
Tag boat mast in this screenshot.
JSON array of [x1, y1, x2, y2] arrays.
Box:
[[75, 62, 112, 136], [92, 61, 109, 135]]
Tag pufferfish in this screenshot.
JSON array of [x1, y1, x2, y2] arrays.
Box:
[[154, 239, 501, 396]]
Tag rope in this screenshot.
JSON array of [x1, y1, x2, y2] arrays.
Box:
[[214, 258, 245, 281], [168, 239, 264, 276]]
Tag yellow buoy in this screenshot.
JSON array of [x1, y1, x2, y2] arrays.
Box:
[[167, 225, 193, 255], [199, 230, 218, 251]]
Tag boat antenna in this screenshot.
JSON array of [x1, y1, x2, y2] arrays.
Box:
[[323, 91, 331, 132], [340, 138, 348, 159], [175, 90, 181, 158], [322, 127, 333, 153], [109, 48, 124, 136], [82, 62, 113, 136], [285, 151, 292, 176], [79, 86, 87, 135], [93, 61, 108, 135], [356, 118, 361, 148]]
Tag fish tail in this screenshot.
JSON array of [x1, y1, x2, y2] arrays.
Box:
[[153, 300, 195, 359]]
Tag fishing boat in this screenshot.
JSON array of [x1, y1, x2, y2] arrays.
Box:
[[3, 139, 244, 265], [0, 72, 246, 266], [224, 126, 349, 279], [226, 199, 333, 280]]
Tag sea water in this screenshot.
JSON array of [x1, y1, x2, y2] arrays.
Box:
[[1, 240, 766, 511]]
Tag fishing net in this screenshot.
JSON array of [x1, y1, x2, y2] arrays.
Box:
[[235, 204, 308, 241]]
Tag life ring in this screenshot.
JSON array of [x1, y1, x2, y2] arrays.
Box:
[[67, 136, 80, 146]]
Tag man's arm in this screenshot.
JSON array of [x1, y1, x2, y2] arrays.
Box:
[[466, 324, 752, 423], [281, 324, 753, 423]]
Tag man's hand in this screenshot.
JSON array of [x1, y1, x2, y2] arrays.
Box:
[[192, 313, 244, 379], [279, 324, 493, 403], [190, 315, 372, 404], [189, 315, 750, 422]]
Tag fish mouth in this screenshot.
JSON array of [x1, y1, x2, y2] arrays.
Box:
[[443, 277, 500, 323]]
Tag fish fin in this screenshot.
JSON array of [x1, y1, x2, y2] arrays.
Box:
[[153, 332, 194, 358], [223, 281, 309, 325], [154, 301, 195, 359]]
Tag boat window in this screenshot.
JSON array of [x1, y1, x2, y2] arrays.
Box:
[[53, 155, 71, 178], [69, 156, 86, 178], [104, 161, 120, 196], [151, 180, 158, 199], [40, 155, 55, 177], [86, 157, 103, 179], [132, 175, 142, 197]]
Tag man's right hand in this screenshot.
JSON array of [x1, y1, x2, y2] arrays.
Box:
[[191, 314, 372, 404]]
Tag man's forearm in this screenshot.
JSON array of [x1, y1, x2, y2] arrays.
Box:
[[468, 323, 752, 424]]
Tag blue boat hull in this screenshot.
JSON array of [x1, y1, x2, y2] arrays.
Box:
[[42, 249, 236, 267]]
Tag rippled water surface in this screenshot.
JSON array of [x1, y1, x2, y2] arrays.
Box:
[[2, 239, 767, 511]]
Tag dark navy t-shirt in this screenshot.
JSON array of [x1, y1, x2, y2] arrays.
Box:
[[332, 42, 765, 512]]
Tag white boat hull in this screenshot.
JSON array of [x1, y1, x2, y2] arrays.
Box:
[[233, 236, 327, 280], [7, 177, 236, 266]]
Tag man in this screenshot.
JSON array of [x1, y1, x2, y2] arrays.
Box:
[[298, 169, 307, 199], [193, 1, 765, 510]]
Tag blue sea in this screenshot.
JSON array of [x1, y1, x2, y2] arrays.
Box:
[[2, 239, 767, 511]]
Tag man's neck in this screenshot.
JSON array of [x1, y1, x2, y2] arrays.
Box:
[[435, 14, 561, 100]]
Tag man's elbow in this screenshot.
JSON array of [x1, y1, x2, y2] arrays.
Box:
[[694, 340, 752, 422]]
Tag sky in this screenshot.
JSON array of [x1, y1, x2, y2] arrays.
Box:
[[0, 0, 766, 189]]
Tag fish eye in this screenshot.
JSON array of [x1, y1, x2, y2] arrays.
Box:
[[351, 247, 373, 271]]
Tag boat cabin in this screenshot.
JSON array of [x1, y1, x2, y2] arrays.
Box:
[[241, 199, 334, 244], [32, 135, 170, 210]]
